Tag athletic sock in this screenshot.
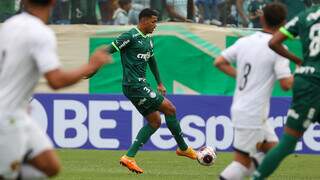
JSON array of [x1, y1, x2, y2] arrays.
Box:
[[126, 124, 157, 157], [165, 114, 188, 151], [19, 164, 47, 179], [253, 133, 299, 179], [220, 161, 248, 180]]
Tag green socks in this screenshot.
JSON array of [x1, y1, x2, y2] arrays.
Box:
[[165, 114, 188, 151], [126, 124, 157, 157], [126, 114, 188, 157], [253, 133, 299, 179]]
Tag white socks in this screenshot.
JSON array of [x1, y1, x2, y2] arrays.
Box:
[[19, 165, 47, 180], [220, 161, 248, 180]]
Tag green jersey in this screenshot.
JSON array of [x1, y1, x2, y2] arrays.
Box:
[[0, 0, 15, 22], [280, 5, 320, 81], [280, 0, 305, 20], [110, 27, 157, 85]]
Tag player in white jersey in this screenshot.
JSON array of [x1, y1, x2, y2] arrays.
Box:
[[0, 0, 112, 179], [214, 3, 293, 180]]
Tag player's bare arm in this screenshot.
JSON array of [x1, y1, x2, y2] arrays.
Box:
[[269, 31, 303, 65], [214, 56, 236, 78], [45, 49, 112, 89], [148, 57, 166, 95]]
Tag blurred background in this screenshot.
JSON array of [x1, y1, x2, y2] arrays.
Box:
[[1, 0, 320, 27]]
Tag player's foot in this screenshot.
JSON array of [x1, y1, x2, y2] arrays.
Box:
[[119, 155, 144, 174], [176, 147, 197, 160]]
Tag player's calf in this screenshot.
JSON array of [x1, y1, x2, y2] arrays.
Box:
[[27, 150, 61, 177]]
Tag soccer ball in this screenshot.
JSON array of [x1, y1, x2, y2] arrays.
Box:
[[196, 146, 217, 166]]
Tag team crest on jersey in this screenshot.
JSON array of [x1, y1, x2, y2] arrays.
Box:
[[149, 91, 156, 98]]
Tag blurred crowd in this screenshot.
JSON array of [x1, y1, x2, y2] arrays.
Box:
[[1, 0, 319, 27]]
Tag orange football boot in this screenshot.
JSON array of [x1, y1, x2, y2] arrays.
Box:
[[119, 155, 144, 174], [176, 147, 197, 160]]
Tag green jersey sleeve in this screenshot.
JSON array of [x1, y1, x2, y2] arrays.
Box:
[[280, 12, 303, 39], [110, 32, 132, 53]]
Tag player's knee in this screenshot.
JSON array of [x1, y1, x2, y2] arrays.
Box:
[[166, 105, 176, 116], [150, 120, 161, 129]]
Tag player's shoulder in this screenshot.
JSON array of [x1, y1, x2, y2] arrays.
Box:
[[233, 32, 257, 46], [118, 28, 137, 40]]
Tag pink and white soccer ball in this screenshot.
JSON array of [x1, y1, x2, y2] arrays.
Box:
[[196, 146, 217, 166]]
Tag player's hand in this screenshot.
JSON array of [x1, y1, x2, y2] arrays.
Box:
[[85, 49, 112, 79], [90, 49, 113, 69], [157, 83, 166, 96]]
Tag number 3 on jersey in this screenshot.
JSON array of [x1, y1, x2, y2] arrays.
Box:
[[239, 63, 251, 91], [309, 23, 320, 57]]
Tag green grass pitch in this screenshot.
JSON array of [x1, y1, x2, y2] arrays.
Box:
[[54, 149, 320, 180]]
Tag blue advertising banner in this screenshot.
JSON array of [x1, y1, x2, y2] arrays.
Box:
[[29, 94, 320, 154]]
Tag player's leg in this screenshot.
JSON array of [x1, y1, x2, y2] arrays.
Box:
[[126, 111, 161, 158], [120, 112, 160, 174], [220, 127, 260, 180], [120, 84, 162, 173], [220, 151, 251, 180], [0, 118, 26, 179], [21, 118, 60, 178], [253, 77, 320, 179], [248, 121, 279, 176], [158, 98, 187, 151], [23, 150, 60, 178], [252, 127, 301, 180], [158, 98, 196, 159]]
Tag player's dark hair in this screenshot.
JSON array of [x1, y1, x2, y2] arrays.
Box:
[[138, 8, 158, 20], [263, 2, 287, 28], [119, 0, 132, 8], [28, 0, 51, 6]]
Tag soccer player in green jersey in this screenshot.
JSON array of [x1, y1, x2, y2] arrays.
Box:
[[106, 8, 197, 174], [253, 5, 320, 180]]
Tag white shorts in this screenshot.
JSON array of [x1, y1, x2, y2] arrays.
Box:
[[233, 121, 278, 157], [0, 111, 53, 179]]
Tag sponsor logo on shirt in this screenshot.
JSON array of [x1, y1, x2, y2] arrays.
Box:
[[137, 52, 152, 61], [118, 40, 130, 49], [307, 9, 320, 21], [295, 66, 316, 74]]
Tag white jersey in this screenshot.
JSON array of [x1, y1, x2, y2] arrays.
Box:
[[221, 32, 291, 128], [0, 13, 60, 113]]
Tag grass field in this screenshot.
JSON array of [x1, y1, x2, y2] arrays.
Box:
[[54, 149, 320, 180]]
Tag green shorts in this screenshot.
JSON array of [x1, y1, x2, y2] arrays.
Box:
[[286, 76, 320, 132], [122, 83, 164, 117]]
